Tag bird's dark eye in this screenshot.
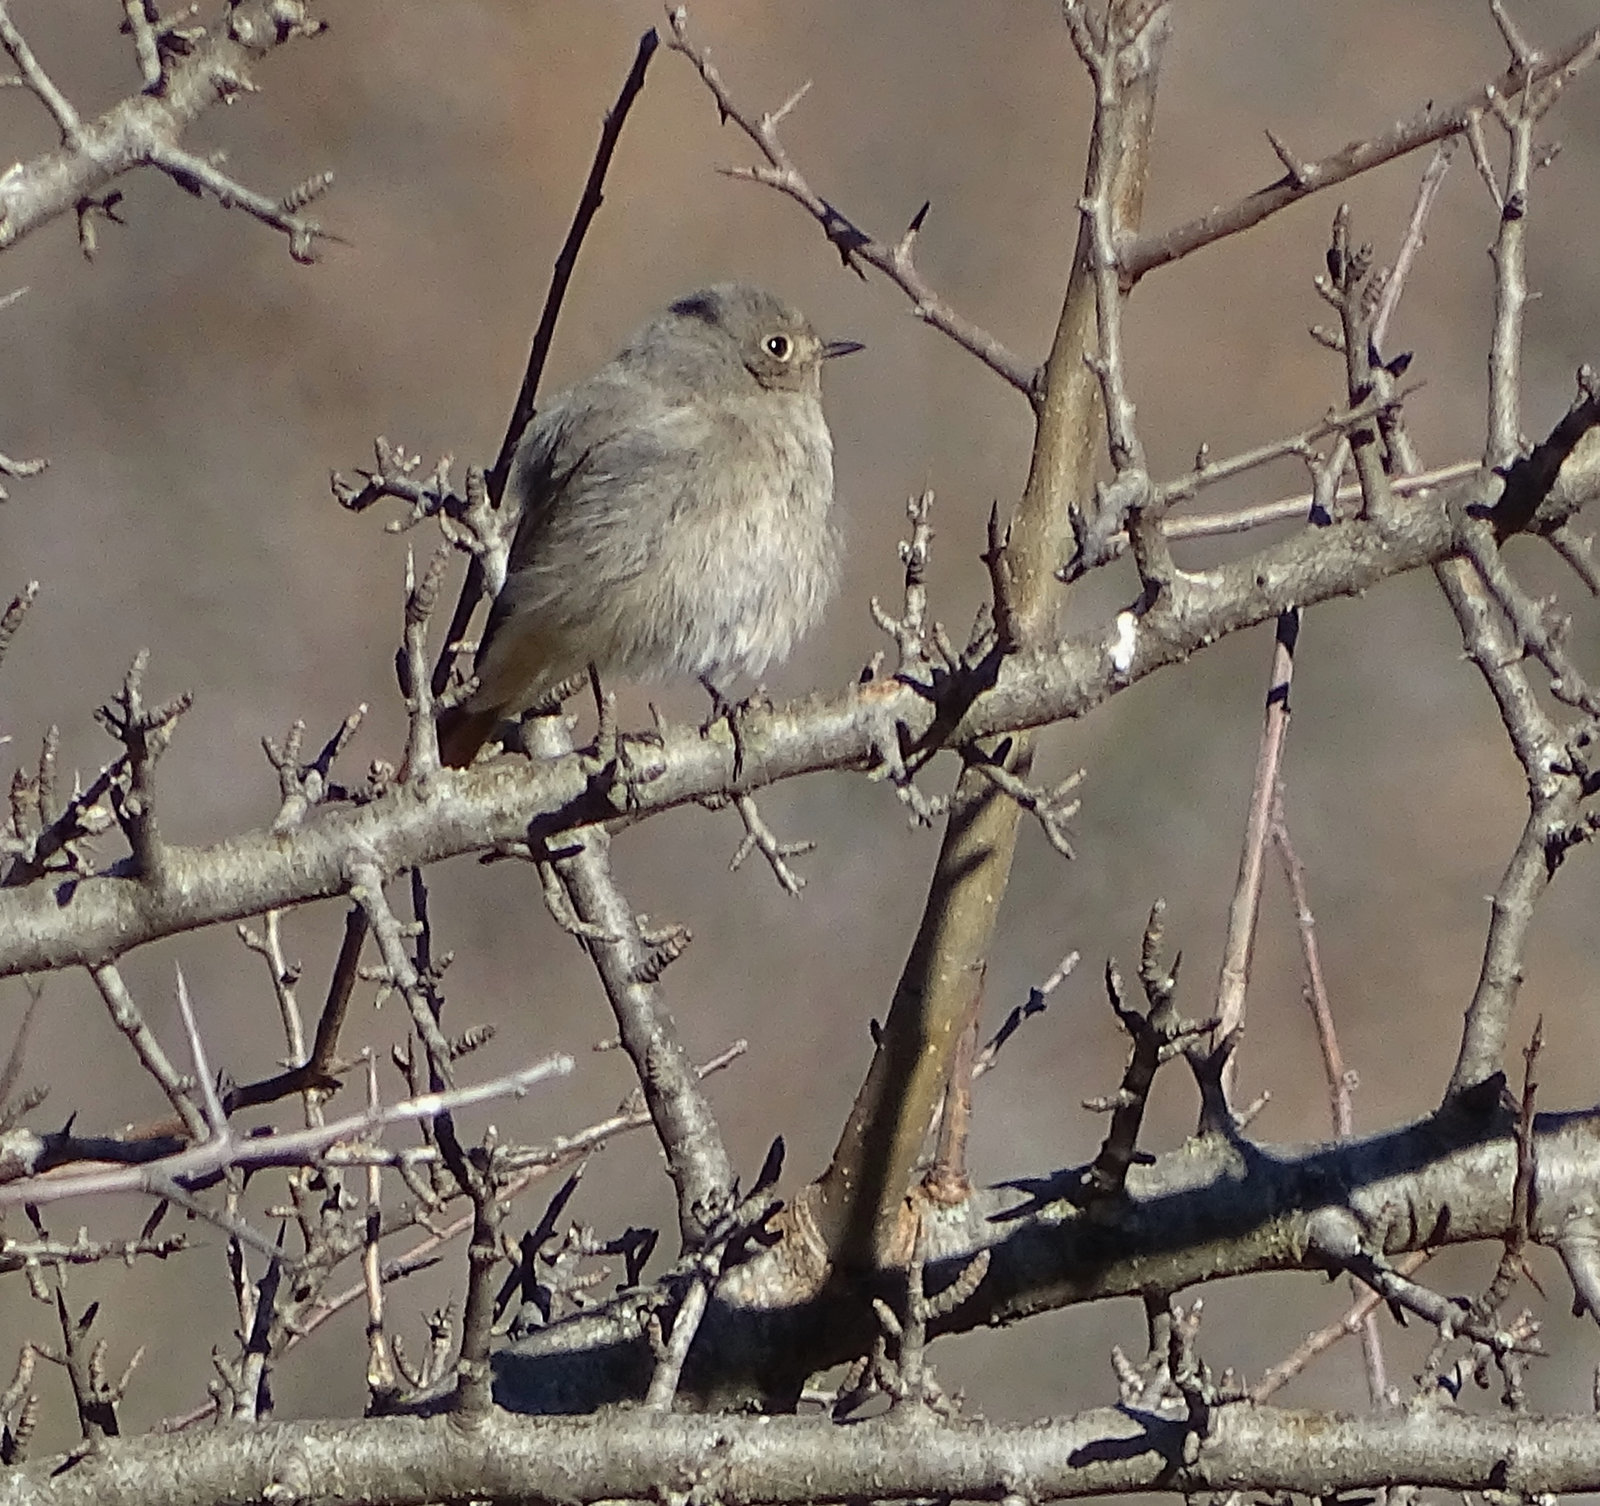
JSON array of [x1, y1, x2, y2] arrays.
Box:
[[764, 333, 794, 360]]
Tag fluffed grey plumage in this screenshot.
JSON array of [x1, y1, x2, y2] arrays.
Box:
[[437, 283, 859, 768]]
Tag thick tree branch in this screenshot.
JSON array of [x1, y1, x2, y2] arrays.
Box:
[[20, 1364, 1600, 1503], [496, 1087, 1600, 1410], [809, 0, 1171, 1274], [4, 451, 1600, 979]]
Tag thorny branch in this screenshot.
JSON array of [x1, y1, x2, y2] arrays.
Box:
[[0, 0, 334, 260], [527, 713, 736, 1253], [1083, 905, 1210, 1202], [806, 0, 1172, 1277], [22, 1403, 1600, 1504], [1121, 22, 1600, 284], [91, 651, 191, 887], [664, 8, 1037, 396], [1430, 41, 1600, 1100]]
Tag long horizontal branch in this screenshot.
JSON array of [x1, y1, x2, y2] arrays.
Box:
[[494, 1095, 1600, 1408], [12, 1399, 1600, 1504], [7, 455, 1599, 978], [0, 483, 1529, 973]]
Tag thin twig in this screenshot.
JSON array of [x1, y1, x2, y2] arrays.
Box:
[[1486, 107, 1535, 469], [1253, 1251, 1431, 1402], [1086, 906, 1211, 1202], [1, 1056, 572, 1209], [424, 31, 659, 711], [487, 27, 660, 500], [145, 142, 330, 264], [0, 581, 38, 673], [1152, 392, 1400, 512], [1271, 793, 1389, 1403], [1271, 800, 1350, 1137], [1372, 139, 1455, 352], [348, 862, 455, 1080], [1211, 609, 1298, 1103], [972, 953, 1077, 1078], [171, 966, 225, 1136], [643, 1276, 709, 1410], [1162, 462, 1477, 543], [89, 962, 207, 1142], [728, 792, 813, 895], [0, 2, 81, 143]]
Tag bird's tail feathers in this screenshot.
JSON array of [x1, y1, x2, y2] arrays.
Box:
[[436, 704, 502, 769]]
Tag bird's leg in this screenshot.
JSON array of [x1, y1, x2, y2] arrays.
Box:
[[700, 673, 749, 783], [587, 664, 620, 774]]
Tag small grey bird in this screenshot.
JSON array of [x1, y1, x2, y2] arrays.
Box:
[[437, 283, 861, 768]]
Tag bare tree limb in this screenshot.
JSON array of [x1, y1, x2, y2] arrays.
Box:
[[19, 1380, 1600, 1503], [527, 717, 735, 1252], [7, 442, 1600, 980], [0, 0, 333, 260], [808, 0, 1172, 1274], [1121, 23, 1600, 285]]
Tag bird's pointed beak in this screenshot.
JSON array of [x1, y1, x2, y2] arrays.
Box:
[[822, 338, 865, 360]]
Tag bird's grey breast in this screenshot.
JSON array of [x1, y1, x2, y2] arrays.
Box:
[[638, 382, 840, 681], [496, 336, 841, 687]]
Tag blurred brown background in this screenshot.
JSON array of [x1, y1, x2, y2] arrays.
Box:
[[3, 0, 1600, 1446]]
